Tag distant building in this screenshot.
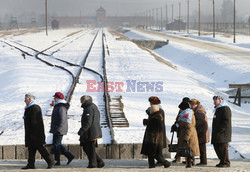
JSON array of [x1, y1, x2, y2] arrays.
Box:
[[167, 19, 186, 30], [96, 6, 106, 27]]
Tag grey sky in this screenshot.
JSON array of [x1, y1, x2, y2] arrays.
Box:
[[0, 0, 249, 22]]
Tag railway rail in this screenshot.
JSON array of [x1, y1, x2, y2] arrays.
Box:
[[0, 28, 117, 144]]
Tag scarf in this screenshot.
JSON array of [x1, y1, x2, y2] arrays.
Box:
[[54, 99, 67, 106], [25, 100, 36, 109], [179, 108, 193, 123], [214, 101, 228, 113]]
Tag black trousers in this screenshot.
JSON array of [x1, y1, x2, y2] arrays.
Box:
[[148, 146, 166, 167], [82, 140, 103, 167], [27, 145, 51, 166], [199, 143, 207, 164], [213, 142, 230, 166]]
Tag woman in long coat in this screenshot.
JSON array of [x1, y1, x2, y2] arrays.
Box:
[[177, 102, 200, 168], [141, 105, 171, 168], [190, 99, 209, 165]]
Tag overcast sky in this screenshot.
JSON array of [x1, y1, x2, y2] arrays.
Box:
[[0, 0, 249, 22]]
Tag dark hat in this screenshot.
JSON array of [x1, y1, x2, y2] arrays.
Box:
[[148, 96, 161, 104], [182, 97, 190, 102], [213, 95, 223, 101], [53, 92, 64, 99], [178, 101, 190, 110]]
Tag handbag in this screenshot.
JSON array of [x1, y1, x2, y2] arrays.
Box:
[[178, 141, 192, 157], [168, 132, 178, 152]]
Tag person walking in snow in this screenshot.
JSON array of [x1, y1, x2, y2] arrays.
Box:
[[190, 99, 209, 166], [22, 93, 53, 169], [141, 104, 171, 168], [144, 96, 167, 166], [170, 97, 191, 163], [78, 95, 104, 168], [176, 101, 200, 168], [211, 95, 232, 168], [50, 92, 74, 165]]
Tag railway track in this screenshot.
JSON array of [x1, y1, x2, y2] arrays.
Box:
[[0, 28, 119, 144]]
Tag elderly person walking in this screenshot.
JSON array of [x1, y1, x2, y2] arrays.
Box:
[[50, 92, 74, 165], [141, 103, 171, 168], [190, 99, 209, 166], [176, 101, 200, 168], [144, 96, 167, 167], [212, 96, 232, 168], [22, 93, 53, 169], [78, 95, 104, 168]]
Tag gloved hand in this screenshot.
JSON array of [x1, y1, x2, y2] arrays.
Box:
[[78, 129, 84, 136], [143, 119, 148, 126], [171, 124, 178, 132]]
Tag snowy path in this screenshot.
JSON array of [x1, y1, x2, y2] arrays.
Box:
[[132, 29, 250, 65]]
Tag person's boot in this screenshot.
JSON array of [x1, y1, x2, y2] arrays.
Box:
[[186, 158, 192, 168], [21, 164, 35, 170]]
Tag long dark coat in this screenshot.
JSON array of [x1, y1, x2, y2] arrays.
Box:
[[78, 99, 102, 145], [193, 104, 210, 144], [24, 104, 46, 147], [50, 102, 70, 135], [178, 112, 200, 157], [145, 107, 166, 148], [211, 106, 232, 144], [141, 111, 164, 156]]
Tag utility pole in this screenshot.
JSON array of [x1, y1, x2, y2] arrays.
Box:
[[165, 5, 168, 30], [156, 8, 158, 30], [179, 3, 181, 32], [172, 4, 174, 31], [161, 7, 163, 30], [213, 0, 215, 38], [187, 0, 189, 34], [45, 0, 48, 36], [233, 0, 236, 43], [198, 0, 200, 36], [152, 8, 155, 29]]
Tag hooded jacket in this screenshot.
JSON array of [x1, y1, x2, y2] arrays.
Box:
[[50, 101, 70, 135], [78, 99, 102, 144]]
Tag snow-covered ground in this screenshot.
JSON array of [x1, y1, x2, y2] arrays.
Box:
[[0, 27, 250, 160]]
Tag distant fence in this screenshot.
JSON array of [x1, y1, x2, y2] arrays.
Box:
[[0, 144, 171, 160]]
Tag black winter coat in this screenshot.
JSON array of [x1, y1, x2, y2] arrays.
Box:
[[24, 104, 46, 147], [78, 99, 102, 144], [50, 102, 70, 135], [141, 111, 164, 156], [145, 107, 167, 148], [211, 106, 232, 144]]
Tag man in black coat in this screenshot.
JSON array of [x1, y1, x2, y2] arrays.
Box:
[[78, 95, 104, 168], [211, 96, 232, 168], [22, 93, 52, 169], [50, 92, 74, 165]]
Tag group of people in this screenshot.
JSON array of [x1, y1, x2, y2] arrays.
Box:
[[23, 92, 104, 169], [22, 92, 232, 169], [141, 95, 232, 168]]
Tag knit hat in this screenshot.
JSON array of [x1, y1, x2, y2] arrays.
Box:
[[178, 101, 190, 110], [150, 105, 160, 114], [53, 92, 64, 99], [213, 95, 223, 101], [148, 96, 161, 104], [182, 97, 190, 102]]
